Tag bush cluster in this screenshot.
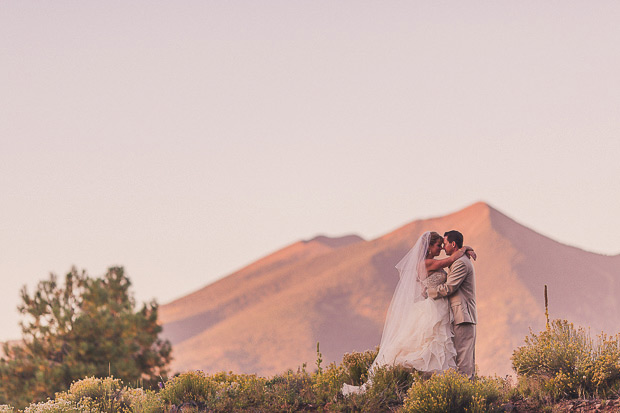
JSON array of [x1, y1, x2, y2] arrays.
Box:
[[402, 370, 506, 413], [0, 362, 509, 412], [159, 369, 316, 411], [512, 319, 620, 400], [0, 376, 163, 413], [3, 318, 619, 412], [340, 348, 378, 385]]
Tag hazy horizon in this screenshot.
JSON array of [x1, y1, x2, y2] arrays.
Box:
[[2, 1, 619, 342]]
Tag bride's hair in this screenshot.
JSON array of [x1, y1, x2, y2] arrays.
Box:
[[428, 231, 442, 249]]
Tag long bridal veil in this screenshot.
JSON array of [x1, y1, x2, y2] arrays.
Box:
[[371, 231, 430, 368], [342, 232, 431, 395]]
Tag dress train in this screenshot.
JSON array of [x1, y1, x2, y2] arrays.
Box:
[[341, 297, 456, 395]]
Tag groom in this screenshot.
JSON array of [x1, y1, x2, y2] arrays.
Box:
[[427, 230, 477, 379]]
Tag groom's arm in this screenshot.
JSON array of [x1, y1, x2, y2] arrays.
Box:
[[427, 259, 467, 299]]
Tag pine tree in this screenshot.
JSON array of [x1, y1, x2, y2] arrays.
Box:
[[0, 267, 172, 408]]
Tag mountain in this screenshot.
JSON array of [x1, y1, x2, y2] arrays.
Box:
[[159, 202, 620, 377]]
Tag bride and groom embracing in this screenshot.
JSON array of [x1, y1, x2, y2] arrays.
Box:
[[342, 230, 477, 395]]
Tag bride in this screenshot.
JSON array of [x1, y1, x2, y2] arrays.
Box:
[[342, 231, 474, 395]]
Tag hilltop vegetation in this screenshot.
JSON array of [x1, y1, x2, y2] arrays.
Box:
[[0, 319, 618, 412], [1, 267, 619, 411]]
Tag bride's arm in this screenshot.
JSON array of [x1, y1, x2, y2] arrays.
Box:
[[425, 246, 473, 272]]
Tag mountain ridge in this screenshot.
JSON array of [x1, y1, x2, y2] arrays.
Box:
[[159, 202, 620, 378]]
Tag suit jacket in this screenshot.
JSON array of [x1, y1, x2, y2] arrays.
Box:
[[427, 256, 477, 325]]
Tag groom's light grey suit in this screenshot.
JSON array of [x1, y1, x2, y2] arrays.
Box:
[[427, 256, 477, 379]]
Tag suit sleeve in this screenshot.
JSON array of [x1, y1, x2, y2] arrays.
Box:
[[427, 259, 467, 299]]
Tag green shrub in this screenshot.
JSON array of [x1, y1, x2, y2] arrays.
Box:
[[55, 376, 125, 411], [313, 361, 348, 404], [361, 364, 416, 411], [341, 348, 378, 386], [22, 399, 81, 413], [512, 319, 620, 400], [210, 371, 268, 411], [158, 370, 217, 408], [311, 349, 376, 407], [51, 376, 166, 413], [160, 370, 314, 411], [335, 350, 417, 412], [263, 369, 314, 411], [401, 369, 506, 413], [121, 388, 165, 413]]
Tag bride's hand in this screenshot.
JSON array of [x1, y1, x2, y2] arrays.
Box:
[[463, 246, 477, 261]]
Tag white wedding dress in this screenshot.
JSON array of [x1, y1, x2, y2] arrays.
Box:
[[372, 269, 456, 372], [342, 232, 457, 395]]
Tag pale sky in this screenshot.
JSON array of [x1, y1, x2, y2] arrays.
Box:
[[1, 1, 619, 342]]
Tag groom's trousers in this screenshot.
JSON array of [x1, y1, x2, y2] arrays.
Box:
[[453, 323, 476, 380]]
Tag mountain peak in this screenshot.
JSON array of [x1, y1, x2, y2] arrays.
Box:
[[159, 203, 620, 379], [453, 201, 494, 218]]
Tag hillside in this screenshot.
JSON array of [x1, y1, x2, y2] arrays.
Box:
[[159, 202, 620, 377]]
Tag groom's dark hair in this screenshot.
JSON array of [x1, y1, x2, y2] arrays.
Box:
[[444, 230, 463, 248]]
